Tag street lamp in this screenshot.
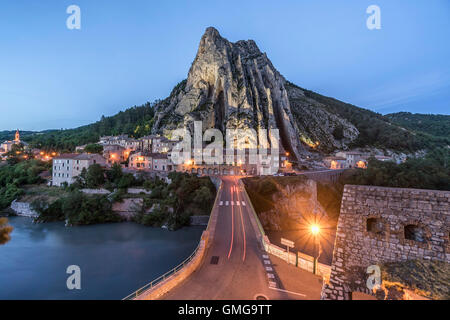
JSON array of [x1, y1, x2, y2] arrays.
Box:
[[310, 224, 320, 274]]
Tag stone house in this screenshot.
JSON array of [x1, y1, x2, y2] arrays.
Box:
[[52, 153, 107, 186], [323, 156, 347, 169]]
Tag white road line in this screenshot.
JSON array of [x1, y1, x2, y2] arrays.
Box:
[[236, 201, 240, 206], [219, 201, 223, 206], [263, 260, 271, 265], [231, 201, 234, 206], [242, 201, 246, 206], [268, 287, 307, 297], [225, 201, 229, 206], [262, 255, 269, 259], [265, 267, 273, 271], [267, 273, 275, 279], [268, 281, 277, 288]]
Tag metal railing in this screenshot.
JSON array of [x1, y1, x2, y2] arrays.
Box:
[[122, 241, 202, 300]]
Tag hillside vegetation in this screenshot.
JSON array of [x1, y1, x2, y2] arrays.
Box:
[[342, 147, 450, 191], [291, 83, 448, 152], [386, 112, 450, 138], [24, 101, 157, 152]]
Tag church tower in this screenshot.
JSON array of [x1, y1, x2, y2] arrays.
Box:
[[14, 129, 20, 143]]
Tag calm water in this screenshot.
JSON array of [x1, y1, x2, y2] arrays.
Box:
[[0, 217, 204, 300]]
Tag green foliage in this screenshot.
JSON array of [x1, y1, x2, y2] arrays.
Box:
[[24, 101, 157, 152], [33, 191, 122, 225], [85, 164, 105, 188], [386, 112, 450, 138], [0, 159, 49, 209], [286, 81, 448, 152], [0, 217, 13, 245], [342, 148, 450, 191], [134, 172, 216, 230], [83, 143, 103, 154]]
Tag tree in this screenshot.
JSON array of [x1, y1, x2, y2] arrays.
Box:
[[84, 143, 103, 154], [86, 164, 105, 188], [193, 186, 214, 210], [0, 218, 13, 245], [109, 163, 123, 184]]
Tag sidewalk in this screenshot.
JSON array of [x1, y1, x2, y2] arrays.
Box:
[[269, 253, 323, 300]]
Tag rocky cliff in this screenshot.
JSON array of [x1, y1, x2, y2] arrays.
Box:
[[152, 27, 359, 160]]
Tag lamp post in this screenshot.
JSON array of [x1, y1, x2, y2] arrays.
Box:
[[310, 224, 320, 275]]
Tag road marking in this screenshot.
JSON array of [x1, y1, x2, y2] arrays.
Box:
[[265, 266, 273, 271], [225, 201, 229, 206], [219, 201, 223, 206], [262, 255, 269, 259], [227, 187, 235, 259], [267, 273, 275, 279], [231, 201, 234, 206], [242, 201, 246, 206], [236, 201, 240, 206], [268, 287, 307, 297], [263, 260, 271, 265], [268, 281, 277, 288]]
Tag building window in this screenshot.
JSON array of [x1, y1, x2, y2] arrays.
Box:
[[404, 225, 425, 242], [366, 218, 384, 235]]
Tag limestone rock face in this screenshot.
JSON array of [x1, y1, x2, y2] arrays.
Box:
[[152, 27, 359, 159]]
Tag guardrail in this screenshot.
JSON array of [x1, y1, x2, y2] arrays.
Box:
[[122, 241, 202, 300], [122, 177, 223, 300]]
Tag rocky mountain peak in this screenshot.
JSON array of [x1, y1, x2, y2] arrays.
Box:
[[152, 27, 359, 160]]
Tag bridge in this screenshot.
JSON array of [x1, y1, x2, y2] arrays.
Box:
[[126, 168, 345, 300], [124, 174, 330, 300]]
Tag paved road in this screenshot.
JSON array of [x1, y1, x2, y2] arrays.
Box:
[[162, 176, 307, 300]]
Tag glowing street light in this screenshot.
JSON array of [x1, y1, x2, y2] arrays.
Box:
[[311, 224, 320, 236]]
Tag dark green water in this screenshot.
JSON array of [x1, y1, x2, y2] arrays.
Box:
[[0, 216, 204, 299]]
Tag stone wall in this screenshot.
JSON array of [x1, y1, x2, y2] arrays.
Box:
[[10, 200, 38, 217], [321, 185, 450, 300], [189, 215, 209, 226], [112, 198, 143, 220]]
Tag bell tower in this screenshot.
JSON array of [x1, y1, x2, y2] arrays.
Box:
[[14, 129, 20, 143]]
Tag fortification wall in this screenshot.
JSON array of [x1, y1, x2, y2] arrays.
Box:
[[321, 185, 450, 300]]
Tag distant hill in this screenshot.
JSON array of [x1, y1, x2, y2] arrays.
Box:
[[386, 112, 450, 138], [24, 102, 156, 151], [0, 130, 38, 142]]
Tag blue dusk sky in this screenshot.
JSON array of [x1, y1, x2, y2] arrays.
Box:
[[0, 0, 449, 131]]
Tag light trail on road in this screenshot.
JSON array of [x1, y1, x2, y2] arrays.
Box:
[[227, 184, 235, 259], [235, 178, 247, 262]]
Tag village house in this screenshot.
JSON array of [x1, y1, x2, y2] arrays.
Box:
[[323, 156, 347, 169], [103, 145, 131, 165], [52, 153, 107, 186], [335, 151, 368, 168], [128, 151, 173, 172], [128, 151, 153, 170], [152, 153, 172, 172]]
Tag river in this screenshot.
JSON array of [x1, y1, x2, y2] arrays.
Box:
[[0, 216, 205, 299]]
